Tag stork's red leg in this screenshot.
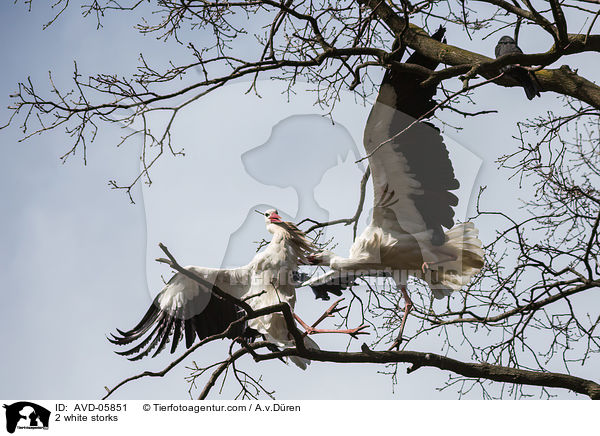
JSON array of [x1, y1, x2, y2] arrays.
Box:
[[389, 286, 413, 350]]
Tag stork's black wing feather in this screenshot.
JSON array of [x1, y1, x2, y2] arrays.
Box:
[[365, 26, 459, 245], [109, 279, 254, 360], [310, 276, 355, 300], [309, 271, 392, 300], [391, 119, 459, 244]]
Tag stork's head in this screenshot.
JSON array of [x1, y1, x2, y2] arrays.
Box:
[[306, 251, 335, 266], [255, 208, 283, 230], [264, 208, 282, 223]]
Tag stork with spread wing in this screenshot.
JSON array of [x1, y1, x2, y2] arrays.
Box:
[[304, 27, 484, 348], [110, 208, 368, 369], [110, 209, 324, 369]]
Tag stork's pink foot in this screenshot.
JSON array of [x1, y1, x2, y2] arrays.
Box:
[[304, 325, 369, 338], [294, 298, 369, 337], [310, 298, 346, 327]]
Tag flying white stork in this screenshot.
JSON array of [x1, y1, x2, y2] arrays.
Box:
[[110, 209, 353, 369], [303, 28, 484, 348]]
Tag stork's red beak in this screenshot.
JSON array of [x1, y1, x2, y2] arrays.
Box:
[[269, 212, 282, 223]]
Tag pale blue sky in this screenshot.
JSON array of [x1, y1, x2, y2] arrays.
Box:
[[1, 2, 596, 399]]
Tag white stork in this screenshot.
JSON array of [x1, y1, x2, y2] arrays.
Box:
[[303, 29, 484, 348], [110, 209, 326, 369]]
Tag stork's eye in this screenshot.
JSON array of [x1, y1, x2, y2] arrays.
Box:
[[265, 213, 269, 217]]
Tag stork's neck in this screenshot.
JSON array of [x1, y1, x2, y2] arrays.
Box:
[[269, 222, 307, 256], [257, 224, 295, 268], [266, 222, 286, 237], [264, 223, 292, 250]]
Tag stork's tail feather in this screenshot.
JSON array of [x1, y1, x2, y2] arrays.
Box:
[[428, 222, 484, 298]]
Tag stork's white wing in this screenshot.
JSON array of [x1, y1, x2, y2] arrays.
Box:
[[109, 266, 251, 360], [364, 88, 459, 246]]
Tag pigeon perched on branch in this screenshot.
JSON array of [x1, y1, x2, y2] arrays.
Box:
[[495, 35, 540, 100]]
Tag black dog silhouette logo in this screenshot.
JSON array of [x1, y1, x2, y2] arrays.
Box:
[[3, 402, 50, 433]]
